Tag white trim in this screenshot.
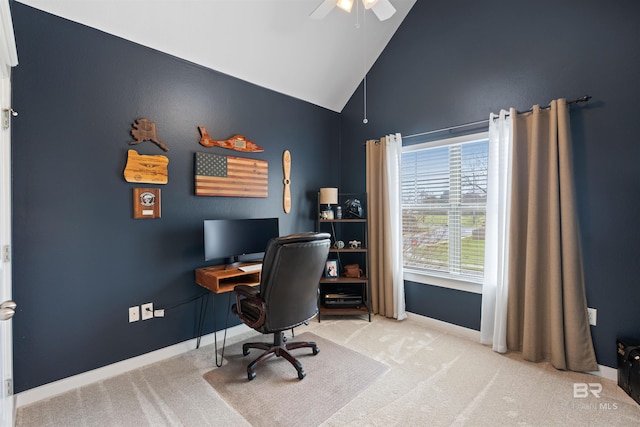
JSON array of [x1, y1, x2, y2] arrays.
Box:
[[15, 323, 255, 408], [0, 76, 14, 427], [592, 365, 617, 382], [402, 131, 489, 294], [406, 312, 617, 382], [402, 131, 489, 151], [406, 312, 481, 341], [404, 270, 482, 294], [0, 0, 18, 78]]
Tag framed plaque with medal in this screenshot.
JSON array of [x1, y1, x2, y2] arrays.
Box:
[[133, 188, 161, 219]]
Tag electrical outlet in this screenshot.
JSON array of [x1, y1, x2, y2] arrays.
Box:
[[129, 306, 140, 323], [141, 303, 154, 320], [154, 309, 165, 317], [587, 307, 597, 326]]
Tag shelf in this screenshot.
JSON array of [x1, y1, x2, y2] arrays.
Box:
[[319, 305, 370, 317], [319, 218, 366, 223], [317, 191, 370, 322], [329, 248, 367, 253], [195, 263, 261, 293], [320, 276, 368, 284]]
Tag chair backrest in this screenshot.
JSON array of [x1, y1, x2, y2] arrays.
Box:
[[259, 232, 331, 332]]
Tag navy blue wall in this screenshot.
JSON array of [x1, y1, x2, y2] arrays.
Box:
[[340, 0, 640, 368], [11, 4, 340, 392]]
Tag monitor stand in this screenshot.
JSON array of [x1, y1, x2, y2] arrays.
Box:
[[224, 256, 241, 270]]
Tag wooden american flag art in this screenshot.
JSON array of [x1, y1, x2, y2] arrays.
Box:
[[194, 152, 268, 197]]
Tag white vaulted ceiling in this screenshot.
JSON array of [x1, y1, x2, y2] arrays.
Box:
[[15, 0, 416, 112]]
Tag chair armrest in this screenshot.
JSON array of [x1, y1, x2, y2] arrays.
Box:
[[234, 284, 259, 298], [234, 284, 266, 329]]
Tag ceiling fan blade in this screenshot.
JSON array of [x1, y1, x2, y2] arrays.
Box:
[[310, 0, 337, 20], [371, 0, 396, 21]]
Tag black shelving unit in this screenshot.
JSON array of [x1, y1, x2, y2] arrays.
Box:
[[317, 192, 371, 322]]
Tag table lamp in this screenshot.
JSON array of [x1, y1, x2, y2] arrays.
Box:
[[319, 187, 338, 219]]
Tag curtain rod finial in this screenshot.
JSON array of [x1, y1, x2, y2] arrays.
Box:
[[572, 95, 592, 104]]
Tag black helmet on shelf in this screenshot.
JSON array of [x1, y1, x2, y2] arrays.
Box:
[[344, 199, 363, 218]]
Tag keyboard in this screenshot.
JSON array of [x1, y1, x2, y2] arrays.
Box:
[[239, 264, 262, 273]]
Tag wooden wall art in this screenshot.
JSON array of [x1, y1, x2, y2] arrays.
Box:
[[123, 149, 169, 184], [198, 126, 264, 152], [283, 150, 291, 213], [133, 188, 161, 219], [194, 152, 268, 198], [130, 118, 169, 151]]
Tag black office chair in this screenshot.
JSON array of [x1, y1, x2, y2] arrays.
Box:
[[232, 232, 331, 380]]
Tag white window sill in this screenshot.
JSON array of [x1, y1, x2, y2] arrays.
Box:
[[403, 269, 482, 294]]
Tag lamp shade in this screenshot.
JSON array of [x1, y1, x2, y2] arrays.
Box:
[[319, 188, 338, 205]]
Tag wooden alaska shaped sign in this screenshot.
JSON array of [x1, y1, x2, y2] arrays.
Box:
[[130, 118, 169, 152]]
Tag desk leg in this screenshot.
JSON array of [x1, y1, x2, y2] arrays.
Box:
[[196, 293, 210, 349], [213, 293, 233, 367], [196, 292, 233, 368], [196, 292, 232, 368]]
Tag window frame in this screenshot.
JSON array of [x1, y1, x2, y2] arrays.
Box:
[[402, 131, 489, 294]]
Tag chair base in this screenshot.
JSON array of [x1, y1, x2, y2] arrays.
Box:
[[242, 331, 320, 380]]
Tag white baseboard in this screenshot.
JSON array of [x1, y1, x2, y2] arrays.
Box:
[[406, 312, 481, 341], [591, 364, 617, 382], [15, 324, 254, 408], [405, 312, 617, 382]]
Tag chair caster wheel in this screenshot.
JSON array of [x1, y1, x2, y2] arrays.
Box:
[[312, 347, 320, 355], [297, 370, 306, 380], [248, 371, 256, 381]]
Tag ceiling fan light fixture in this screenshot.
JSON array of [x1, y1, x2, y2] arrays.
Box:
[[362, 0, 379, 9], [336, 0, 354, 13]]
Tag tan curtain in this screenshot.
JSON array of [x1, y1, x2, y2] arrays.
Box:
[[506, 99, 597, 372], [366, 136, 406, 319]]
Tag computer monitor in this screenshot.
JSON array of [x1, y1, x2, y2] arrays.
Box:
[[203, 218, 279, 265]]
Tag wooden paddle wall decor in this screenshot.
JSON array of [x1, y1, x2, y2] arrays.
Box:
[[283, 150, 291, 213], [194, 152, 268, 198]]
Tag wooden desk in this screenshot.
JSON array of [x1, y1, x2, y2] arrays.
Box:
[[194, 262, 262, 366], [195, 262, 261, 293]]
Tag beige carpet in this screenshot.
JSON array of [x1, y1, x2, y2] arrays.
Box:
[[203, 332, 389, 427], [15, 315, 640, 426]]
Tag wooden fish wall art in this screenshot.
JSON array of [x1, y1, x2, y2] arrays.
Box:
[[130, 118, 169, 152], [198, 126, 264, 152]]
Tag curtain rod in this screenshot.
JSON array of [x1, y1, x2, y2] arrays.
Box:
[[402, 95, 592, 140]]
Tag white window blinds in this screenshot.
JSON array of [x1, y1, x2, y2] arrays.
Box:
[[401, 135, 489, 282]]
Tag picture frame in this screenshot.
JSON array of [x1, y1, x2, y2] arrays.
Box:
[[325, 260, 338, 278]]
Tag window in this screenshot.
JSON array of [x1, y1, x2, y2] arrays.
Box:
[[401, 132, 489, 292]]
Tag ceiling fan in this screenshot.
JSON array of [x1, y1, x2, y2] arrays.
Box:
[[310, 0, 397, 21]]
